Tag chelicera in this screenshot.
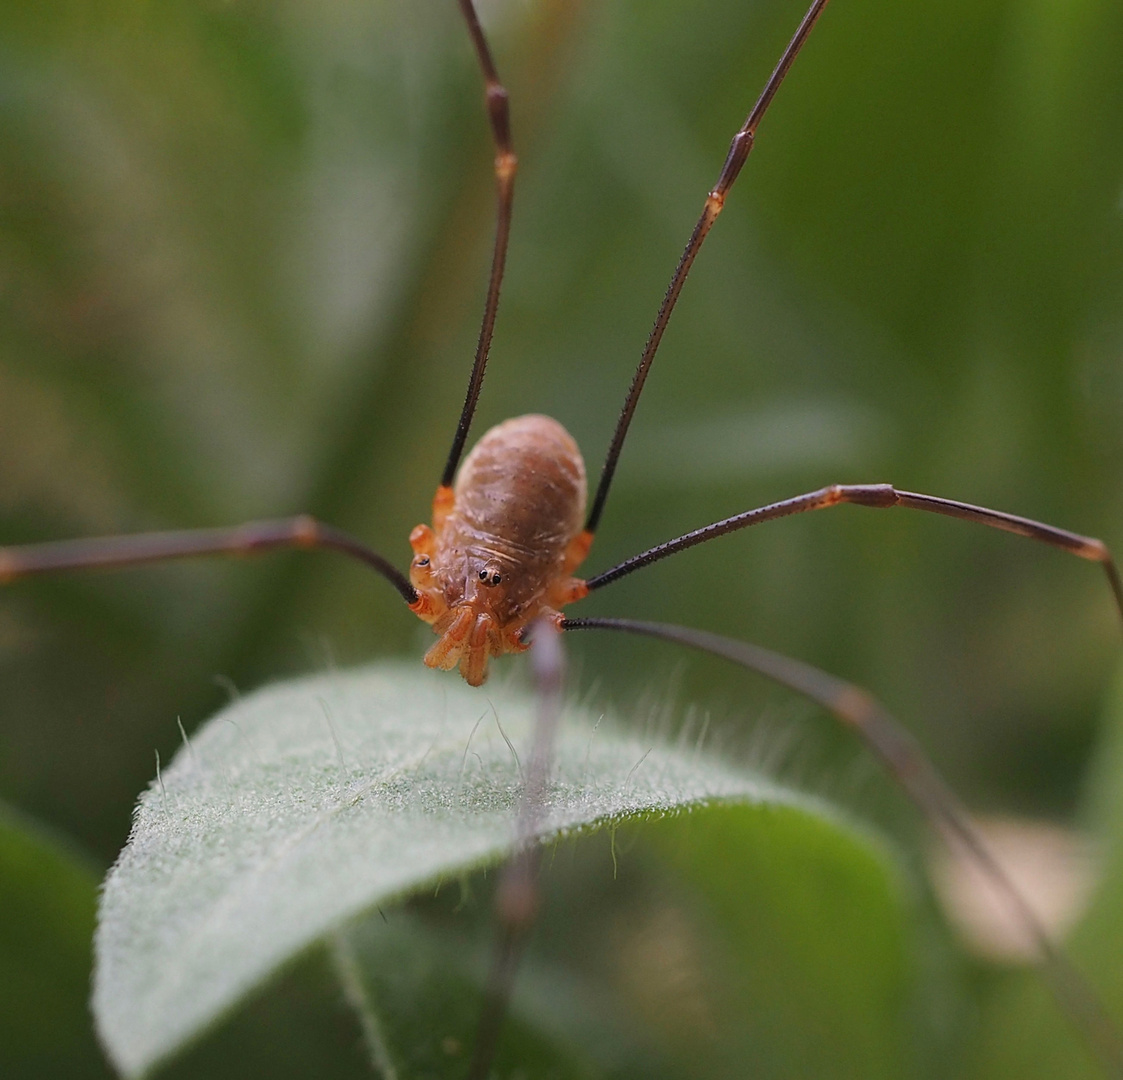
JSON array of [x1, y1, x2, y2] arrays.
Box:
[[2, 0, 1123, 1072]]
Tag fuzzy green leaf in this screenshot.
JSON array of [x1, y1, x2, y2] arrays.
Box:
[[94, 661, 909, 1077]]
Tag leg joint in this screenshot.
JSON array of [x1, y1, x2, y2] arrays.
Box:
[[293, 515, 319, 547], [1080, 537, 1110, 563], [495, 151, 518, 184]]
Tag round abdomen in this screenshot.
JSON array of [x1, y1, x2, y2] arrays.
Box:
[[453, 414, 586, 554], [433, 415, 587, 621]]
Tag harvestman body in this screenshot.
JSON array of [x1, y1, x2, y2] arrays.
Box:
[[408, 414, 591, 686], [3, 0, 1123, 1074]]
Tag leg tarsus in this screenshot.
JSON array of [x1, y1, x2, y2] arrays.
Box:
[[560, 615, 1123, 1074], [584, 483, 1123, 630], [583, 0, 834, 536], [0, 517, 416, 604], [441, 0, 519, 489]]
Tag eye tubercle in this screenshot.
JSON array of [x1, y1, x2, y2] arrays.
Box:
[[478, 563, 503, 587]]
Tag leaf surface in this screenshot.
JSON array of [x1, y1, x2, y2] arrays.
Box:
[[94, 661, 911, 1077]]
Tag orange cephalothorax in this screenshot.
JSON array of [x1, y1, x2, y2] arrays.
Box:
[[408, 414, 592, 685]]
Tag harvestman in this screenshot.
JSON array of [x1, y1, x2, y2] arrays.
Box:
[[3, 0, 1123, 1073]]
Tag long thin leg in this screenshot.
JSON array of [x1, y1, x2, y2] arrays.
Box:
[[441, 0, 519, 490], [584, 483, 1123, 625], [0, 517, 417, 605], [562, 615, 1123, 1077], [584, 0, 833, 535], [469, 618, 565, 1080]]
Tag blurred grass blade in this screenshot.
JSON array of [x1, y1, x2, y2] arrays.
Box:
[[0, 802, 111, 1080], [967, 666, 1123, 1079]]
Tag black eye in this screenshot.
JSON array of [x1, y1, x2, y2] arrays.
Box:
[[478, 566, 502, 587], [415, 555, 430, 567]]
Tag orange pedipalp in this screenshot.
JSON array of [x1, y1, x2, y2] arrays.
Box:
[[423, 606, 474, 671], [460, 611, 496, 687]]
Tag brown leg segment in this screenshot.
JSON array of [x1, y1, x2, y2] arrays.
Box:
[[441, 0, 519, 489], [584, 483, 1123, 626], [468, 618, 566, 1080], [562, 615, 1123, 1076], [584, 0, 834, 535], [0, 517, 417, 605]]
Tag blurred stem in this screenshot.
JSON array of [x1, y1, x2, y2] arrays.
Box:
[[331, 930, 399, 1080]]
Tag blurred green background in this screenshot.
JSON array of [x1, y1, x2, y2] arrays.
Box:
[[1, 0, 1122, 1075]]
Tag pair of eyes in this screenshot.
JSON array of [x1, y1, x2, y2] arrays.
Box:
[[414, 554, 502, 588]]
